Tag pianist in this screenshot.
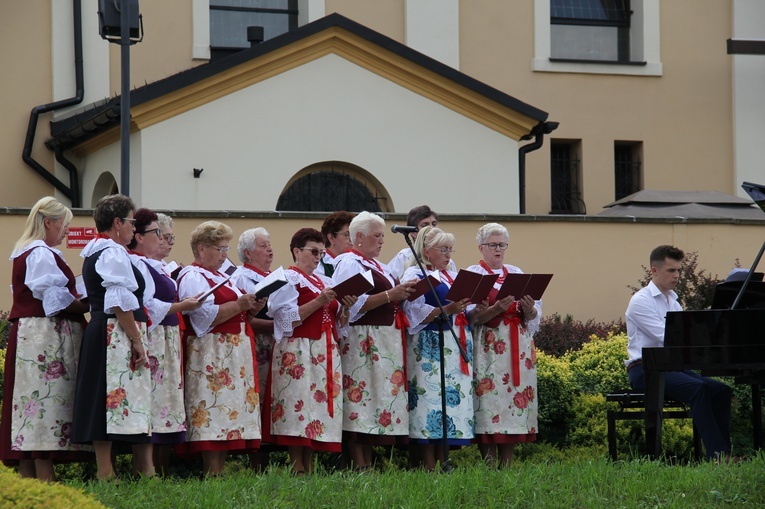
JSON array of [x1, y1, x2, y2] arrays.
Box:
[[625, 245, 732, 461]]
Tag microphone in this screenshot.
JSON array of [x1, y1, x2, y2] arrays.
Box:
[[391, 225, 419, 235]]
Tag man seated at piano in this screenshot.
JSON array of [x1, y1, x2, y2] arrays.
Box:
[[625, 245, 733, 461]]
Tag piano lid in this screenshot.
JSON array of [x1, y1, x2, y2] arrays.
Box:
[[742, 181, 765, 215]]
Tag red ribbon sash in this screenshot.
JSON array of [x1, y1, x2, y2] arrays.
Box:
[[454, 312, 470, 375], [394, 303, 410, 391]]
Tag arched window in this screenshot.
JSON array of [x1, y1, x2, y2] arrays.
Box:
[[90, 172, 119, 207], [276, 162, 392, 212]]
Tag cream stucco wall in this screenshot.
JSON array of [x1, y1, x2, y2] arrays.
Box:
[[1, 213, 761, 325], [123, 54, 520, 213]]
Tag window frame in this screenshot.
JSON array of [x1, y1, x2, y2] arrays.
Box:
[[550, 140, 586, 215], [533, 0, 663, 76], [614, 141, 642, 200]]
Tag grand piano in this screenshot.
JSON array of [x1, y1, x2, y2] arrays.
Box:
[[641, 181, 765, 459]]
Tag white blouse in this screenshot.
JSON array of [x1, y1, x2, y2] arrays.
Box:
[[332, 251, 394, 323], [11, 240, 75, 317], [129, 253, 172, 332], [80, 237, 139, 315], [400, 266, 459, 335], [177, 264, 244, 337], [267, 268, 332, 342]]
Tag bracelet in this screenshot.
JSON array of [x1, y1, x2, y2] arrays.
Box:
[[385, 290, 390, 303], [128, 335, 142, 343]]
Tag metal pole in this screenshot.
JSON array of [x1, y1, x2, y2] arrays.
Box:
[[120, 0, 131, 196]]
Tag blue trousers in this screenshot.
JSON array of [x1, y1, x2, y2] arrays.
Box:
[[629, 365, 732, 459]]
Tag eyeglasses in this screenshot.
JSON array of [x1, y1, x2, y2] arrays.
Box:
[[140, 228, 162, 238], [208, 245, 231, 254], [436, 247, 455, 255], [334, 231, 351, 238], [481, 242, 509, 251], [162, 234, 176, 243], [299, 247, 326, 257], [122, 217, 136, 225]]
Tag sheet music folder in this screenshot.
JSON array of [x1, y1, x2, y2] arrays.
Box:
[[496, 273, 553, 301]]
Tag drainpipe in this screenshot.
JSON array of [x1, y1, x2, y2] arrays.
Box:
[[22, 0, 84, 207], [517, 121, 559, 214]]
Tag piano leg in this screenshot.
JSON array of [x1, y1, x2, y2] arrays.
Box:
[[753, 384, 762, 450], [643, 364, 665, 460]]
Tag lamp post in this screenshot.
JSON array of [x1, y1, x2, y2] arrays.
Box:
[[98, 0, 142, 196]]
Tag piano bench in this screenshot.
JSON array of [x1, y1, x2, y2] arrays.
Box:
[[606, 391, 703, 461]]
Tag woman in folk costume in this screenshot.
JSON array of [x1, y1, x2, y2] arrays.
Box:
[[72, 194, 153, 480], [126, 208, 201, 476], [316, 211, 355, 277], [230, 227, 276, 471], [0, 197, 90, 481], [175, 221, 265, 476], [466, 223, 541, 468], [332, 211, 415, 471], [266, 228, 357, 475], [400, 226, 475, 471]]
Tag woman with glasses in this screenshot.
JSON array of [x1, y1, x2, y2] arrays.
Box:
[[400, 226, 473, 471], [332, 212, 415, 471], [265, 228, 357, 475], [127, 208, 202, 476], [175, 221, 266, 476], [465, 223, 540, 468], [1, 197, 90, 481], [317, 211, 355, 277], [72, 194, 153, 480], [230, 227, 276, 471]]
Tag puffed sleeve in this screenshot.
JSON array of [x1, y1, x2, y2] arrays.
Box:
[[267, 281, 301, 342], [96, 246, 139, 314], [178, 270, 219, 337], [24, 248, 75, 317], [134, 259, 172, 332], [331, 258, 367, 322], [400, 266, 435, 335]]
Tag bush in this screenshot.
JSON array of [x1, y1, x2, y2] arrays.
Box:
[[565, 333, 630, 396], [0, 310, 9, 351], [627, 250, 722, 310], [0, 464, 106, 509], [536, 351, 576, 446], [535, 313, 625, 357], [566, 393, 609, 451]]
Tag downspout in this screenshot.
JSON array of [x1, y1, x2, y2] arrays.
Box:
[[517, 121, 559, 214], [22, 0, 84, 207]]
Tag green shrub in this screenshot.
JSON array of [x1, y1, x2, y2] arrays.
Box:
[[535, 313, 625, 357], [565, 333, 630, 395], [536, 351, 575, 446], [566, 393, 609, 450], [0, 464, 106, 508]]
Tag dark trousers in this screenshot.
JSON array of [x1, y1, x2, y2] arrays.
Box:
[[629, 364, 732, 459]]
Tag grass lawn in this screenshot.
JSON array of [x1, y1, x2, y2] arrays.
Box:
[[66, 451, 765, 509]]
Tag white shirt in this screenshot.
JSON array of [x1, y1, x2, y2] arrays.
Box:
[[625, 280, 682, 365], [11, 240, 75, 317]]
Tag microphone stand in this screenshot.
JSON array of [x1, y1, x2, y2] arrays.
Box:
[[400, 231, 468, 472]]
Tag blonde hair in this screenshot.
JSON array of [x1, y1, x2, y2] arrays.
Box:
[[14, 197, 73, 253], [190, 221, 233, 259], [405, 226, 455, 270]]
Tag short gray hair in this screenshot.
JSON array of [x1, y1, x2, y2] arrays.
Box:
[[349, 211, 385, 242], [476, 223, 508, 245], [156, 213, 174, 229], [237, 227, 270, 262]]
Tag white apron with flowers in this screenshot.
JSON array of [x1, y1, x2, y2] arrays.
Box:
[[11, 317, 84, 451]]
